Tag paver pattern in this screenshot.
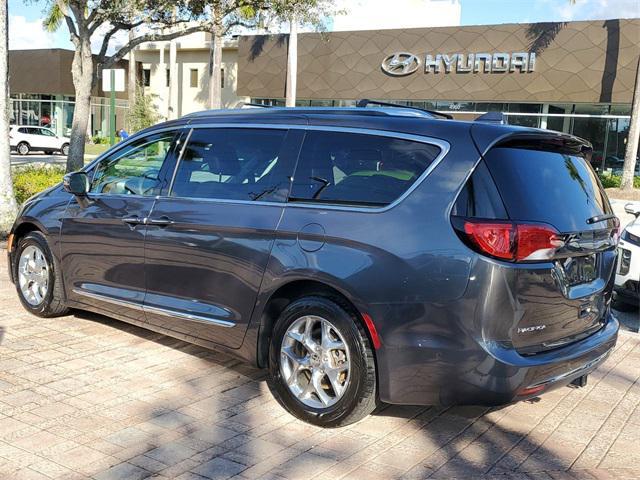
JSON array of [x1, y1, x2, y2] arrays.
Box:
[[1, 256, 639, 480]]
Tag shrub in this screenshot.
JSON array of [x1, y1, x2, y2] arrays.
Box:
[[13, 165, 65, 204], [598, 173, 640, 189], [92, 135, 108, 145]]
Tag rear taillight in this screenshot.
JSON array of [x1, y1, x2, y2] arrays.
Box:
[[458, 219, 564, 262]]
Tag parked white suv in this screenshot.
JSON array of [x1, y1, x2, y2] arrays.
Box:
[[9, 126, 70, 156], [615, 203, 640, 307]]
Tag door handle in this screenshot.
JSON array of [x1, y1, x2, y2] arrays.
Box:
[[122, 216, 143, 226], [148, 216, 174, 227]]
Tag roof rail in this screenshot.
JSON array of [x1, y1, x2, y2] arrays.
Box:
[[475, 111, 506, 124], [235, 102, 273, 109], [356, 99, 453, 120]]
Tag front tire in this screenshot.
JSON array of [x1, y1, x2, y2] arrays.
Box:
[[13, 232, 68, 318], [61, 143, 70, 156], [267, 296, 377, 427]]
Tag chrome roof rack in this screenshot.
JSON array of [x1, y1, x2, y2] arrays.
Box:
[[356, 99, 453, 120]]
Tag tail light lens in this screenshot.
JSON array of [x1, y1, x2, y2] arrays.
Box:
[[458, 219, 564, 262]]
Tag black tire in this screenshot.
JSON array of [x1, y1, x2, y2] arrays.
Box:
[[61, 144, 70, 156], [13, 232, 69, 318], [267, 296, 377, 427], [17, 142, 30, 155]]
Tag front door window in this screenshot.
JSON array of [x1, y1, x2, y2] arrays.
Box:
[[91, 132, 176, 196]]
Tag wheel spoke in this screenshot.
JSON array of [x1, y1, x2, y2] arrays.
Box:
[[312, 370, 331, 406], [321, 320, 345, 351], [302, 316, 320, 352], [326, 365, 347, 397]]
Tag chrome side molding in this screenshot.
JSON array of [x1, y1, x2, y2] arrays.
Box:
[[72, 288, 236, 328]]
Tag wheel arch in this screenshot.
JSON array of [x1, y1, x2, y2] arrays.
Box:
[[255, 278, 380, 371]]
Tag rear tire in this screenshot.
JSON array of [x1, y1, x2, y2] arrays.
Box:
[[17, 142, 29, 155], [13, 232, 68, 318], [267, 296, 377, 427]]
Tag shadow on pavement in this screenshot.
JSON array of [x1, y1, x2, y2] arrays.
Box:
[[52, 309, 635, 480]]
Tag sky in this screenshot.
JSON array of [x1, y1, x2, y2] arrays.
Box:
[[7, 0, 640, 51]]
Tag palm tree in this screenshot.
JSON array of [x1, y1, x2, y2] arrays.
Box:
[[0, 0, 18, 235]]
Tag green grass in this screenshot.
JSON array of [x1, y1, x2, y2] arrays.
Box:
[[84, 143, 111, 156], [13, 166, 65, 204]]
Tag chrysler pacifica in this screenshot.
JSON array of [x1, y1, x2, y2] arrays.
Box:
[[7, 103, 620, 427]]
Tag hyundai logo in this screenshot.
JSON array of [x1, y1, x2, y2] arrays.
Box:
[[381, 52, 421, 76]]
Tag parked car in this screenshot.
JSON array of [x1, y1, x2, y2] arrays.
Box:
[[9, 125, 70, 156], [614, 203, 640, 307], [7, 104, 620, 427]]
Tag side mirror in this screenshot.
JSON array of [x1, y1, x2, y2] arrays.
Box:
[[624, 203, 640, 218], [63, 171, 89, 196]]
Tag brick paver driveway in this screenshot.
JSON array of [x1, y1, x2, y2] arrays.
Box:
[[1, 257, 639, 480]]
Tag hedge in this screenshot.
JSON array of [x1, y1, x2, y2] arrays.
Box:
[[13, 165, 65, 204], [598, 173, 640, 189]]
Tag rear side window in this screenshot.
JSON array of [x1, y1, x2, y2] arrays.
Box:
[[452, 160, 507, 219], [290, 131, 441, 206], [171, 128, 288, 202], [484, 147, 612, 232]]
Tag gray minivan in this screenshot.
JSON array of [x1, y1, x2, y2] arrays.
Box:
[[7, 104, 619, 427]]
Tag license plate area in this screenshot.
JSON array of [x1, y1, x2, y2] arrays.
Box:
[[560, 254, 598, 286]]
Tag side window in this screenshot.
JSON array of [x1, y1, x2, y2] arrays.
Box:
[[452, 160, 508, 219], [290, 131, 441, 206], [90, 132, 176, 196], [18, 128, 28, 134], [171, 128, 288, 202], [41, 129, 56, 137]]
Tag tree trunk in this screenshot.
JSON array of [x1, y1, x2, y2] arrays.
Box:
[[67, 40, 94, 172], [285, 15, 297, 107], [621, 57, 640, 191], [0, 0, 18, 235], [128, 29, 137, 117], [208, 25, 223, 110]]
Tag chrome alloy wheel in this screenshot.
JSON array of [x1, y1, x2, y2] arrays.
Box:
[[280, 315, 351, 408], [18, 245, 49, 306]]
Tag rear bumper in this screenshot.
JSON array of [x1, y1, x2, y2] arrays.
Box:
[[377, 310, 619, 406]]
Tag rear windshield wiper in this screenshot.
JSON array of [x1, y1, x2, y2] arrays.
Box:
[[586, 213, 618, 225]]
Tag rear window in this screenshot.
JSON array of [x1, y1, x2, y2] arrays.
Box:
[[290, 131, 441, 206], [484, 147, 612, 232]]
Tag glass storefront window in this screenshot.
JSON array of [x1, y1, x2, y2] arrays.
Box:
[[507, 115, 540, 128], [436, 100, 474, 112], [610, 104, 631, 115], [573, 116, 608, 161], [475, 102, 506, 112], [574, 103, 610, 115], [546, 104, 573, 133]]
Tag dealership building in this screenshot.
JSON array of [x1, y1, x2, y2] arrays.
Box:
[[8, 49, 129, 139], [9, 18, 640, 162]]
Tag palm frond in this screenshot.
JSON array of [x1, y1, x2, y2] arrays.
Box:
[[43, 2, 66, 33]]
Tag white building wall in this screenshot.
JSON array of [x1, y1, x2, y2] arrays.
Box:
[[136, 37, 248, 120]]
